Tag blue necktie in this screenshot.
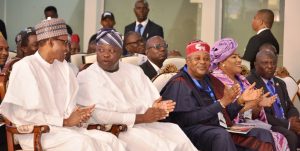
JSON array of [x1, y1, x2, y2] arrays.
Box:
[[267, 80, 285, 119], [137, 24, 143, 35]]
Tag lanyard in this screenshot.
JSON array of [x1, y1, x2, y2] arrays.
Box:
[[236, 76, 245, 92], [265, 80, 285, 119], [183, 66, 217, 103]]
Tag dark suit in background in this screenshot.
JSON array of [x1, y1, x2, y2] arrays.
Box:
[[243, 29, 279, 69], [247, 71, 300, 150], [140, 60, 157, 80], [124, 20, 163, 40]]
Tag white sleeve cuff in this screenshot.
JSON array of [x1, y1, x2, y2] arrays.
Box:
[[45, 114, 63, 126]]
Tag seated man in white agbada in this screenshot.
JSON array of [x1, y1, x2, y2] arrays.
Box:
[[0, 18, 125, 151], [76, 29, 197, 151]]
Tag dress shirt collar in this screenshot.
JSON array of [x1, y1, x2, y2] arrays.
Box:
[[135, 19, 149, 28], [257, 28, 269, 35]]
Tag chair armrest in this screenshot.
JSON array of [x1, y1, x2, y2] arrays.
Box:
[[6, 125, 50, 151], [87, 124, 127, 137]]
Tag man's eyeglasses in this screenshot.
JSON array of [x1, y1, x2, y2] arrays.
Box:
[[148, 43, 168, 50], [53, 38, 70, 46], [126, 39, 144, 46]]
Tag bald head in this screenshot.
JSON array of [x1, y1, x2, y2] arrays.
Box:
[[257, 9, 274, 28], [256, 49, 277, 62], [255, 50, 277, 79], [146, 36, 164, 48], [124, 31, 145, 54], [145, 36, 168, 67], [135, 0, 149, 7], [134, 0, 149, 22], [124, 31, 141, 45], [259, 43, 278, 54]]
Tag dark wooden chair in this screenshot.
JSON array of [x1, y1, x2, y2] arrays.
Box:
[[0, 58, 127, 151]]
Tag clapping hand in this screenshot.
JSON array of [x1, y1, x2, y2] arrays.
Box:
[[63, 105, 95, 127], [258, 92, 277, 107], [153, 97, 176, 113], [135, 107, 169, 124], [239, 83, 262, 103], [220, 84, 240, 107]]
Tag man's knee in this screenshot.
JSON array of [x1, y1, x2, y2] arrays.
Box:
[[285, 130, 298, 145], [71, 134, 96, 149], [212, 128, 233, 143]]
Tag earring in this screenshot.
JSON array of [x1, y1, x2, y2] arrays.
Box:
[[222, 64, 226, 67]]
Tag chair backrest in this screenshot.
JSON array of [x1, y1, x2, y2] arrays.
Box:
[[70, 53, 87, 68], [163, 57, 185, 70], [82, 53, 96, 64], [0, 58, 21, 102], [79, 63, 93, 72], [152, 73, 177, 92], [277, 76, 299, 102], [120, 56, 140, 66], [152, 63, 178, 92], [8, 51, 17, 60], [241, 59, 250, 71]]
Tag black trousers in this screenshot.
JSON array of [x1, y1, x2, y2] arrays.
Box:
[[0, 125, 7, 151]]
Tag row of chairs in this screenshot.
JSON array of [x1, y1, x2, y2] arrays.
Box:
[[70, 53, 187, 70]]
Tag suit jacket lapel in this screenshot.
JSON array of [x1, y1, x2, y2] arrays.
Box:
[[251, 72, 276, 113], [273, 78, 288, 113], [131, 22, 137, 31], [143, 20, 151, 39], [145, 60, 158, 78]]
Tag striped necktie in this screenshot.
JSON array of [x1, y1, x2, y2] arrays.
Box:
[[137, 24, 143, 35], [267, 80, 285, 119]]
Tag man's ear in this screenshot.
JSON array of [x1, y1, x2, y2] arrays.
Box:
[[145, 48, 149, 55]]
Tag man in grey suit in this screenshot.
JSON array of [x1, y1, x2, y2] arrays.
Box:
[[124, 0, 163, 40]]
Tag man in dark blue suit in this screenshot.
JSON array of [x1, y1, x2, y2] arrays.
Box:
[[124, 0, 163, 40], [243, 9, 279, 69], [247, 49, 300, 151]]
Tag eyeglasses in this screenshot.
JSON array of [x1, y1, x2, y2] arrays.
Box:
[[126, 39, 144, 46], [53, 38, 70, 46], [148, 43, 168, 50]]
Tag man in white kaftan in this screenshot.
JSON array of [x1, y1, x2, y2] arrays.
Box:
[[76, 29, 197, 151], [0, 18, 125, 151]]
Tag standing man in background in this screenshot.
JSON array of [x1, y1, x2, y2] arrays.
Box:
[[44, 6, 73, 35], [243, 9, 279, 69], [124, 0, 164, 40]]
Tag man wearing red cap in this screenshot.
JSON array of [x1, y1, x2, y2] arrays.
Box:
[[70, 34, 80, 55], [160, 40, 275, 151]]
